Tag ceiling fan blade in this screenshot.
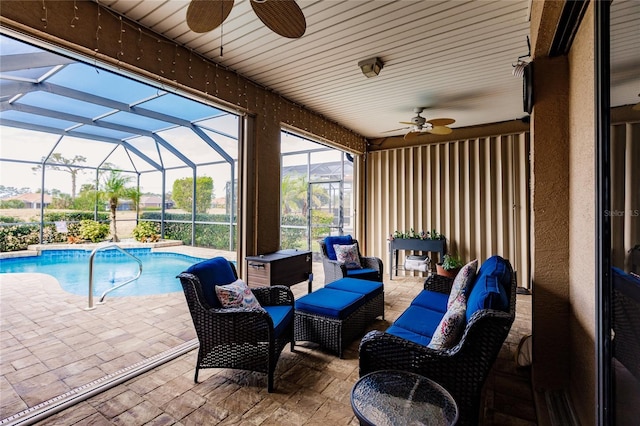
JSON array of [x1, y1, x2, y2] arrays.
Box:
[[399, 121, 415, 125], [427, 118, 455, 127], [250, 0, 306, 38], [382, 126, 410, 133], [404, 131, 423, 140], [186, 0, 234, 33], [428, 126, 453, 135]]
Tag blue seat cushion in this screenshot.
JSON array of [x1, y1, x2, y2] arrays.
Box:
[[324, 235, 353, 260], [386, 325, 432, 346], [346, 268, 379, 281], [295, 288, 364, 319], [410, 290, 449, 313], [263, 305, 294, 338], [185, 257, 237, 308], [466, 275, 509, 322], [325, 278, 383, 301], [392, 305, 443, 338]]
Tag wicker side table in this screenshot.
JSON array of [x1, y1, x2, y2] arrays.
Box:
[[351, 370, 458, 425]]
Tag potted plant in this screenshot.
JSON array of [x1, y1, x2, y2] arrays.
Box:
[[436, 253, 464, 278]]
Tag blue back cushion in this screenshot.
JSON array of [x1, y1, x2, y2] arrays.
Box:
[[185, 257, 237, 308], [465, 255, 511, 321], [474, 255, 511, 293], [324, 235, 354, 260], [466, 274, 509, 322]]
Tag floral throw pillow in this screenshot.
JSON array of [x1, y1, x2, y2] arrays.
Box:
[[428, 292, 467, 350], [447, 259, 478, 309], [333, 243, 362, 270], [215, 279, 263, 310]]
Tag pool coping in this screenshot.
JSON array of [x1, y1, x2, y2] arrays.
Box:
[[0, 240, 185, 260]]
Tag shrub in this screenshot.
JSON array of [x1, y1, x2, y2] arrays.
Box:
[[79, 220, 109, 243], [0, 224, 39, 252], [141, 212, 236, 249], [0, 200, 25, 209], [132, 221, 160, 242], [0, 215, 23, 223]]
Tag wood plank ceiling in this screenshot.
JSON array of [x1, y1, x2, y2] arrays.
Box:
[[63, 0, 640, 140]]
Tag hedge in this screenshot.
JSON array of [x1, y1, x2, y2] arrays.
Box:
[[140, 210, 333, 250], [0, 211, 108, 252]]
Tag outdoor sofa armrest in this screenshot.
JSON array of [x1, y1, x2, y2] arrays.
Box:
[[251, 285, 295, 307], [423, 273, 454, 294], [360, 255, 384, 279]]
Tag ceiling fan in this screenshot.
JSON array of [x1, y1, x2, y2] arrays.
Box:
[[186, 0, 306, 39], [386, 107, 455, 140]]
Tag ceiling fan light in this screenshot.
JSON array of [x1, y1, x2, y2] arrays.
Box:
[[358, 57, 384, 78]]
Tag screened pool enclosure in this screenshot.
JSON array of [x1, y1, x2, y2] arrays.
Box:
[[0, 33, 241, 250], [0, 33, 353, 253]]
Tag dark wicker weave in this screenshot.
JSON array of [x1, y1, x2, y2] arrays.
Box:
[[295, 281, 384, 357], [359, 261, 517, 426], [364, 292, 385, 323], [319, 239, 383, 284], [177, 262, 294, 393], [295, 302, 367, 358], [612, 272, 640, 381]]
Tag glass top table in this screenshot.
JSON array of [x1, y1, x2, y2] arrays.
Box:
[[350, 370, 459, 426]]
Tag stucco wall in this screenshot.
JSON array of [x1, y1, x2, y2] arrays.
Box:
[[530, 53, 571, 390], [567, 4, 596, 424]]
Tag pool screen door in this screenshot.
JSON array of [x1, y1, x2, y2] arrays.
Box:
[[308, 179, 351, 248]]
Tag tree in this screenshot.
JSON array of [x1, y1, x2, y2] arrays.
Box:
[[281, 173, 329, 216], [172, 177, 214, 213], [32, 153, 87, 199], [72, 184, 100, 211], [0, 186, 30, 198], [101, 170, 135, 242]]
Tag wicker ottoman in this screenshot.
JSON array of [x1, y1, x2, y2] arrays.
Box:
[[324, 278, 384, 323], [294, 288, 368, 358]]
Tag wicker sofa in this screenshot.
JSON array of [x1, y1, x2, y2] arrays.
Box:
[[359, 255, 517, 425]]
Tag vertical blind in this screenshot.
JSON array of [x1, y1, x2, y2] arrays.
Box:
[[366, 132, 531, 288], [610, 122, 640, 270]]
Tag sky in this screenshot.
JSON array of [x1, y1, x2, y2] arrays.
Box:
[[0, 127, 335, 198], [0, 34, 340, 198]]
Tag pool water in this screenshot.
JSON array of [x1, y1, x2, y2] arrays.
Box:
[[0, 249, 207, 297]]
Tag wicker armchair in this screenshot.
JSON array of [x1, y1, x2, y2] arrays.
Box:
[[177, 257, 295, 393], [359, 261, 517, 426], [319, 236, 383, 284]]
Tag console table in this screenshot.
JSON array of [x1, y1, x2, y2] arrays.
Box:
[[246, 249, 313, 293], [389, 238, 446, 279], [351, 370, 458, 425]]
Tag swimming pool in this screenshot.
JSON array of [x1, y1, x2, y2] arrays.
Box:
[[0, 249, 207, 297]]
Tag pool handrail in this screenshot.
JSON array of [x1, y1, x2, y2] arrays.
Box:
[[86, 243, 143, 310]]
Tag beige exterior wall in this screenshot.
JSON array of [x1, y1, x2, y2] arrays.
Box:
[[567, 5, 596, 424], [530, 52, 572, 392]]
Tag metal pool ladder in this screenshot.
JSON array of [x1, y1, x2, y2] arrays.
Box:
[[86, 243, 143, 310]]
